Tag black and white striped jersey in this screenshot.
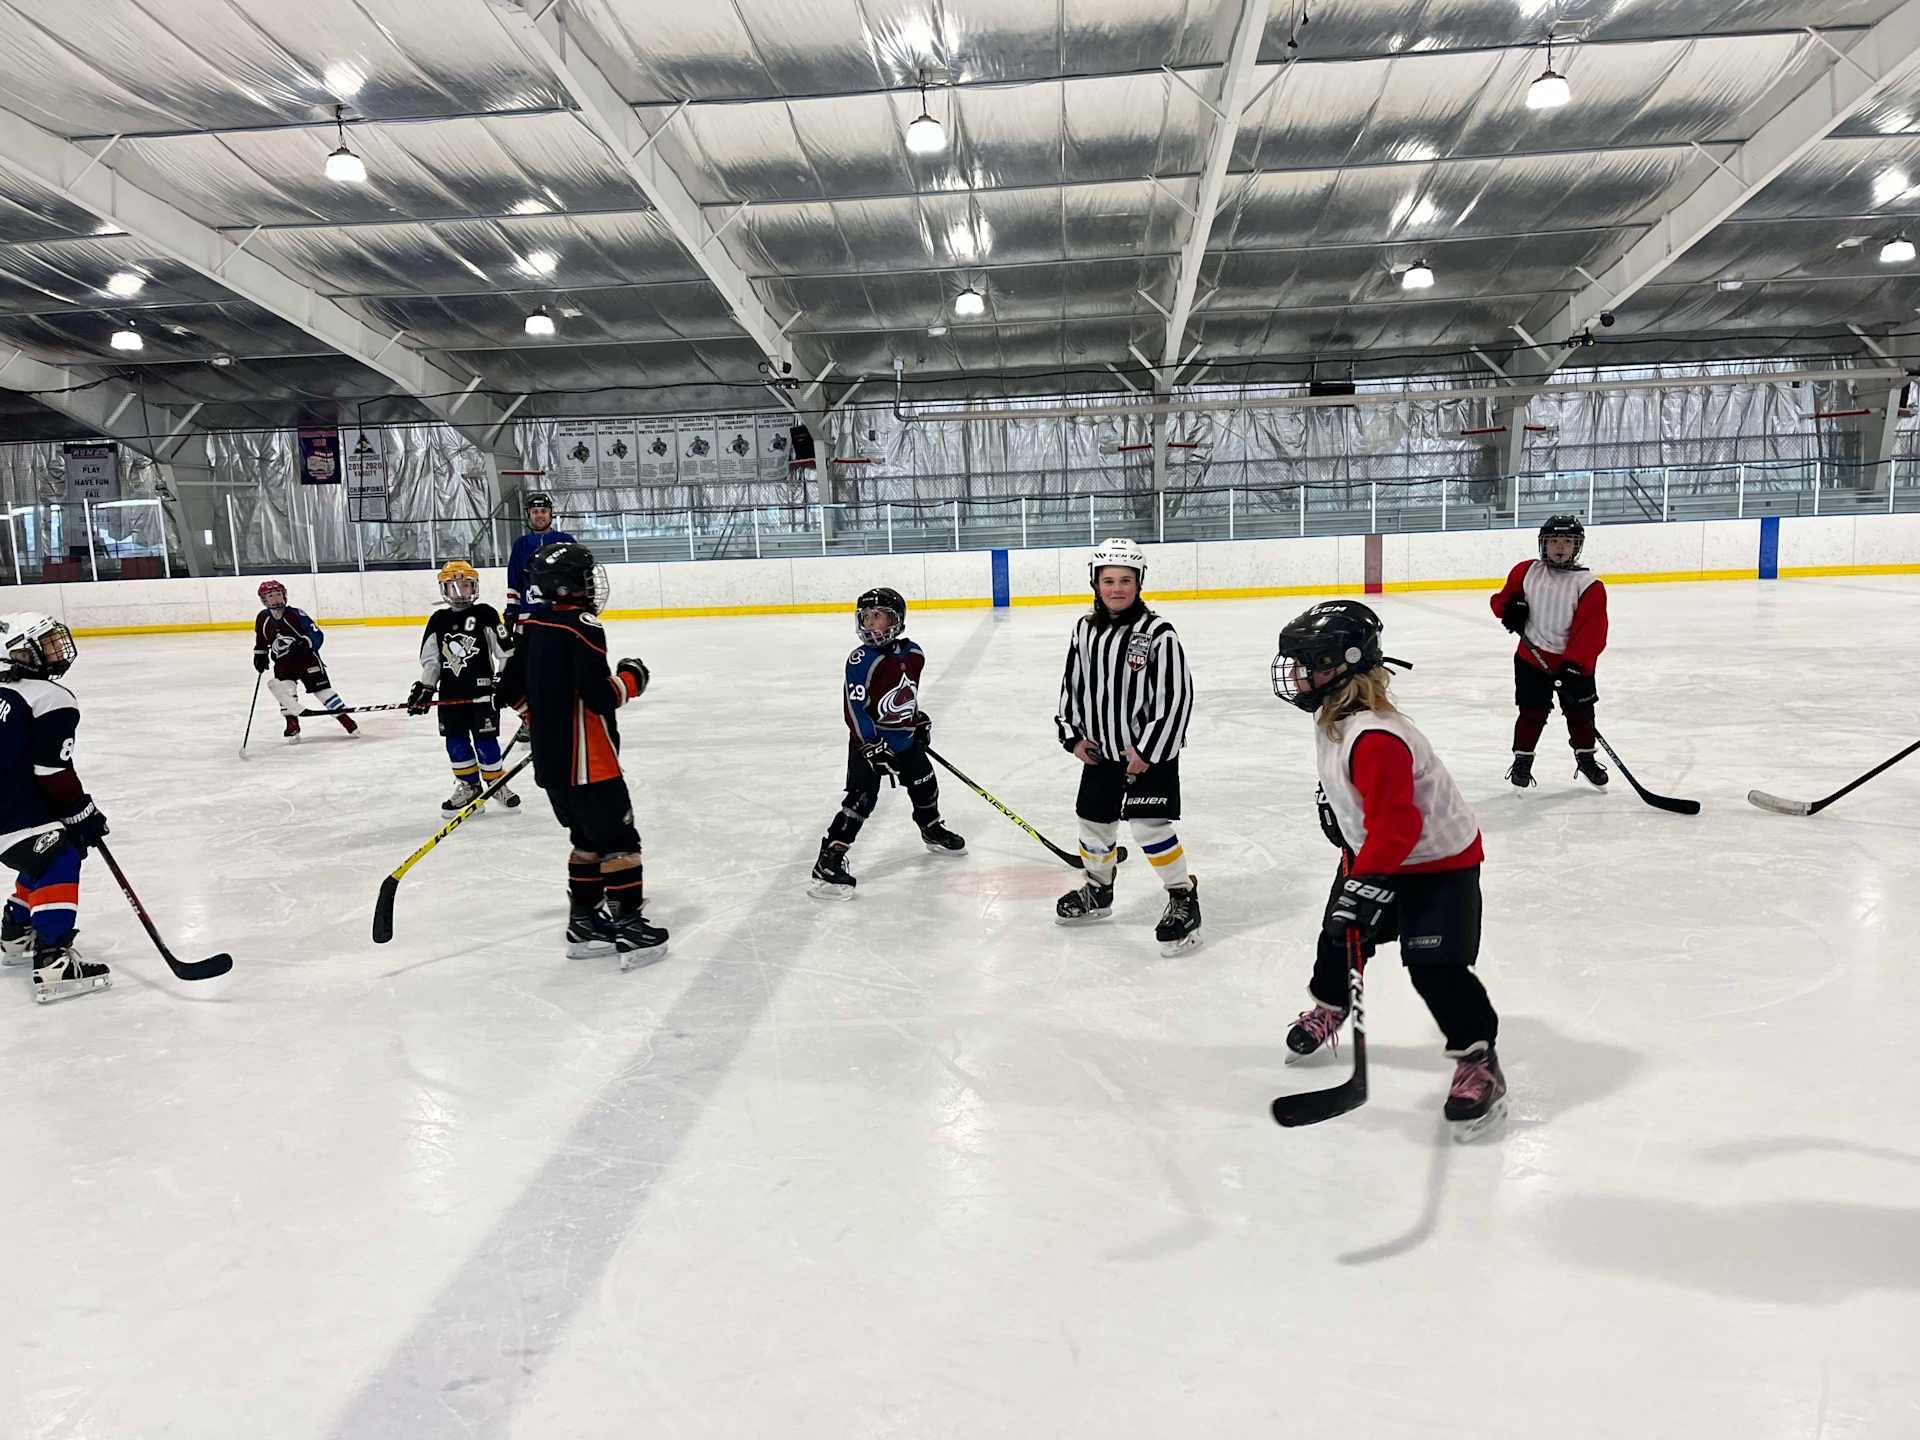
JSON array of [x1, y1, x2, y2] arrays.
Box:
[[1054, 605, 1194, 765]]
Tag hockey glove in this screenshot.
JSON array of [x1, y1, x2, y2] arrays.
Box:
[[1322, 874, 1395, 946], [860, 737, 903, 786], [252, 651, 268, 673], [1314, 785, 1348, 851], [1500, 595, 1531, 636], [912, 712, 932, 749], [406, 681, 436, 717], [60, 799, 109, 852], [616, 658, 650, 699], [1558, 663, 1598, 708]]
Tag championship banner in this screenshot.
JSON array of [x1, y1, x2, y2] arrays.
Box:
[[552, 418, 599, 487], [345, 432, 388, 521], [599, 420, 639, 488], [636, 419, 675, 484], [297, 427, 341, 484], [758, 417, 793, 480], [715, 413, 758, 484], [62, 443, 121, 502], [676, 419, 719, 483]]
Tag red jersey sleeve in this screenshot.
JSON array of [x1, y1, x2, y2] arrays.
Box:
[[1349, 731, 1423, 874], [1490, 560, 1531, 621], [1562, 580, 1608, 670]]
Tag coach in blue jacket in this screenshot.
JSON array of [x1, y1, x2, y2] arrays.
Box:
[[505, 490, 575, 622]]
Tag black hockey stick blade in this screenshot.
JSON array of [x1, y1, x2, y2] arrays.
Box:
[[96, 842, 233, 981], [1593, 731, 1700, 815], [1746, 789, 1814, 817], [1273, 931, 1368, 1128], [371, 876, 399, 945]]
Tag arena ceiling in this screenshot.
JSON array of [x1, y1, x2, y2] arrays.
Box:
[[0, 0, 1917, 447]]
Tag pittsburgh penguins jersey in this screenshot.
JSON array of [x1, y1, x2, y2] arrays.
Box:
[[842, 639, 926, 755], [0, 675, 82, 849], [419, 603, 508, 703]]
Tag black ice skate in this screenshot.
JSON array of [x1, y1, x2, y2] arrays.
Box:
[[610, 905, 669, 970], [32, 940, 111, 1004], [1285, 1002, 1349, 1063], [1573, 749, 1609, 787], [564, 904, 618, 959], [1, 909, 32, 967], [809, 840, 856, 900], [1505, 751, 1536, 788], [1055, 877, 1114, 924], [1154, 877, 1202, 955], [1445, 1042, 1508, 1141], [919, 821, 966, 856], [284, 715, 302, 744]]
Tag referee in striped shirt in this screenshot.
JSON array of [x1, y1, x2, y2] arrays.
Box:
[[1054, 537, 1201, 953]]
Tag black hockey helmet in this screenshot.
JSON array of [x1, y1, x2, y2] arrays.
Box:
[[525, 490, 554, 512], [1270, 599, 1406, 713], [526, 542, 609, 612], [1538, 513, 1585, 569], [855, 586, 907, 646]]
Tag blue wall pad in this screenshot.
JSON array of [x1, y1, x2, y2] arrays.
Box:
[[1758, 516, 1780, 580], [991, 548, 1010, 607]]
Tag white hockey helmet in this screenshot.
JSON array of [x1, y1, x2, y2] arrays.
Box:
[[1088, 536, 1146, 591], [0, 611, 77, 678]]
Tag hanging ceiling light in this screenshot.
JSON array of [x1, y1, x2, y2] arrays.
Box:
[[110, 326, 143, 351], [1527, 32, 1570, 110], [210, 352, 234, 367], [905, 69, 947, 155], [1716, 278, 1745, 292], [524, 305, 556, 337], [104, 270, 145, 298], [1880, 235, 1916, 263], [1399, 260, 1435, 290], [325, 104, 367, 183], [952, 285, 985, 317]]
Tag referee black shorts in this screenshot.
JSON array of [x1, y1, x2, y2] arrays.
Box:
[[1075, 756, 1181, 824]]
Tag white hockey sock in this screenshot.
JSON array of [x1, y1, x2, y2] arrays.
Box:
[[1131, 818, 1190, 890], [267, 677, 300, 715], [1077, 819, 1120, 885]]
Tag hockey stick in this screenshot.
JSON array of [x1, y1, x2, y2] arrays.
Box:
[[95, 841, 233, 982], [1520, 640, 1700, 816], [1272, 928, 1368, 1127], [372, 743, 532, 945], [1748, 736, 1920, 816], [295, 698, 483, 717], [239, 670, 262, 760], [925, 747, 1128, 870]]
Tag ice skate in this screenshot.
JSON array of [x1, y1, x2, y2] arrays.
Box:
[[1445, 1042, 1508, 1141], [1, 909, 32, 967], [32, 939, 110, 1004], [1055, 877, 1114, 924], [337, 713, 360, 737], [809, 841, 856, 900], [1285, 1001, 1348, 1063], [1505, 752, 1535, 788], [919, 820, 966, 856], [283, 715, 302, 744], [1573, 750, 1609, 787], [490, 780, 521, 809], [440, 779, 481, 816], [1154, 877, 1202, 955], [610, 906, 669, 969], [564, 904, 618, 959]]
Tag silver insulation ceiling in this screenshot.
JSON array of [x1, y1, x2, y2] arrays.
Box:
[[0, 0, 1915, 433]]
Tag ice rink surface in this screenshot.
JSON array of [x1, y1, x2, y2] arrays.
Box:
[[5, 574, 1919, 1439]]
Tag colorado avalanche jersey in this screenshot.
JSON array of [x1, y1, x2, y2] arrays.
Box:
[[843, 639, 926, 755], [0, 676, 81, 847], [253, 606, 324, 667], [419, 603, 507, 703]]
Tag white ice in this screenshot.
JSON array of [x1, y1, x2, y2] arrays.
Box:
[[5, 576, 1919, 1439]]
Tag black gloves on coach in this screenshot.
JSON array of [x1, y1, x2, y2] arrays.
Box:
[[1323, 874, 1395, 946], [1500, 595, 1531, 635], [1559, 663, 1598, 708]]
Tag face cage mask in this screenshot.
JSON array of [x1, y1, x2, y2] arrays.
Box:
[[1538, 535, 1584, 569], [856, 607, 903, 647], [1270, 649, 1353, 713], [10, 624, 77, 678], [585, 563, 611, 613]]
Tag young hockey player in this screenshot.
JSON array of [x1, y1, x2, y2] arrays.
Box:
[[1270, 599, 1506, 1138], [1490, 514, 1609, 788], [496, 542, 666, 965], [408, 560, 518, 815], [252, 580, 357, 742], [504, 490, 576, 624], [1053, 538, 1200, 955], [0, 612, 113, 1003], [809, 587, 965, 898]]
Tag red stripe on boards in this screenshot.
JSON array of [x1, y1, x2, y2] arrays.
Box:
[[1364, 533, 1383, 595]]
